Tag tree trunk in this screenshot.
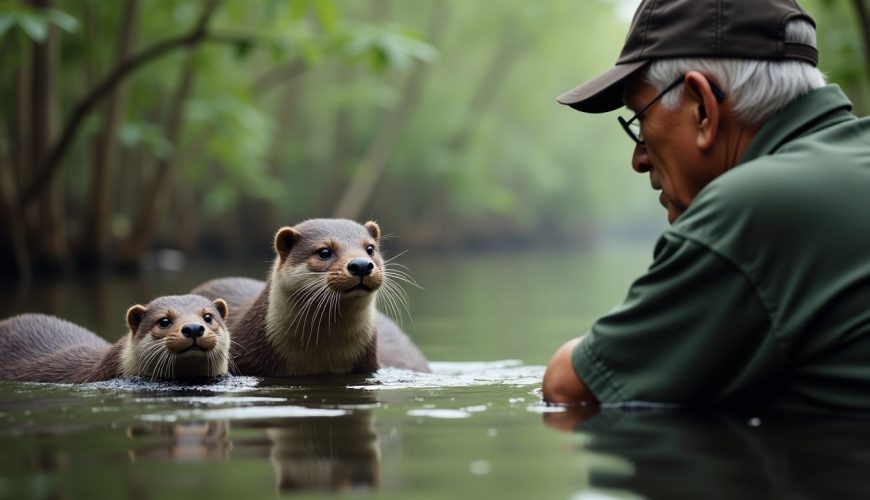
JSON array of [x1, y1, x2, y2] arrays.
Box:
[[117, 49, 199, 270], [18, 0, 221, 213], [79, 0, 140, 269], [446, 32, 522, 151], [332, 0, 449, 220], [0, 116, 30, 280], [0, 50, 34, 277], [30, 0, 67, 274], [854, 0, 870, 82]]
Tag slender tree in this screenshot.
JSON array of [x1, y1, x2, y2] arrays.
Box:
[[855, 0, 870, 81], [117, 47, 201, 270], [332, 0, 449, 219], [79, 0, 140, 268]]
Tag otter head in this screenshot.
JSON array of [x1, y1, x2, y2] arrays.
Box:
[[124, 295, 231, 380], [272, 219, 385, 302]]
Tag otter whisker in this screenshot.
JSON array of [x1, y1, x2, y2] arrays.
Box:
[[306, 285, 333, 348], [382, 278, 412, 308], [285, 283, 324, 340], [293, 286, 322, 347], [286, 279, 325, 306], [384, 269, 423, 289], [380, 285, 405, 325], [139, 342, 165, 377], [290, 283, 325, 336], [149, 350, 167, 382], [383, 250, 410, 263], [228, 338, 249, 354], [281, 279, 323, 316], [156, 351, 167, 381], [381, 281, 414, 325]]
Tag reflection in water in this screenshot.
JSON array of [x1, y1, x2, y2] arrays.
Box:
[[126, 421, 231, 462], [265, 412, 380, 494], [124, 412, 380, 494], [546, 409, 870, 499]]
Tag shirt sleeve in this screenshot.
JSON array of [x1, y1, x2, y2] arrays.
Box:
[[571, 232, 784, 405]]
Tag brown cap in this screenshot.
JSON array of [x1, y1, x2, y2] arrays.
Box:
[[557, 0, 818, 113]]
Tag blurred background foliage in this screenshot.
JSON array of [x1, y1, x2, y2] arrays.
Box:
[[0, 0, 867, 278]]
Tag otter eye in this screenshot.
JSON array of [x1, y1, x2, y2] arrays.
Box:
[[203, 313, 213, 324], [366, 244, 375, 256], [317, 248, 333, 260], [158, 317, 171, 328]]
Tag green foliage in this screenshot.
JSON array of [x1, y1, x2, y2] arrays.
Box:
[[0, 2, 78, 41], [3, 0, 867, 256]]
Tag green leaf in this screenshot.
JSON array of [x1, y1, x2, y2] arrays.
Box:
[[18, 13, 47, 42], [45, 9, 79, 33], [313, 0, 338, 33], [234, 39, 253, 60], [0, 15, 14, 37], [289, 0, 311, 21]]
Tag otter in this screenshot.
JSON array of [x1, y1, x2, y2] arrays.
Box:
[[192, 218, 429, 377], [0, 295, 231, 383]]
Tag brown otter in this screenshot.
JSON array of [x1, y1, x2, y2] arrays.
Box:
[[0, 295, 231, 383], [192, 218, 429, 377]]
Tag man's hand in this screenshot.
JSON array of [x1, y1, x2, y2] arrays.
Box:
[[542, 337, 599, 406]]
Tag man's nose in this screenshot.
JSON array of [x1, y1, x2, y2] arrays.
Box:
[[631, 143, 651, 173]]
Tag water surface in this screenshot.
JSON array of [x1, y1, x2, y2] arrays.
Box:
[[2, 248, 866, 498]]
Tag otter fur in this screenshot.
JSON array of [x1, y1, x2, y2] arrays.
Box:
[[192, 218, 429, 377], [0, 295, 231, 383]]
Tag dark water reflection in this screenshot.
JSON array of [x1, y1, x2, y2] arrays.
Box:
[[548, 408, 870, 500], [3, 251, 869, 498]]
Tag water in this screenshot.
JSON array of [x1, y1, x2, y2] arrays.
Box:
[[2, 248, 869, 499]]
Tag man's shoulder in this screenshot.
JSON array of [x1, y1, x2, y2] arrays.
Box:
[[671, 150, 865, 254]]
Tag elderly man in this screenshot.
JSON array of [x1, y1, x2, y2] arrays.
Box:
[[543, 0, 870, 411]]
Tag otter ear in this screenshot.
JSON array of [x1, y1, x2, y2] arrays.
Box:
[[126, 305, 147, 334], [274, 226, 300, 261], [213, 298, 228, 320], [364, 221, 380, 241]]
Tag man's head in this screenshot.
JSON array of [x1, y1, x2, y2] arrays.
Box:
[[558, 0, 827, 223]]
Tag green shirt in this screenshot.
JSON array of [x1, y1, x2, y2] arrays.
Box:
[[572, 85, 870, 411]]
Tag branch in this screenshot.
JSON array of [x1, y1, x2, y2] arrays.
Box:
[[18, 0, 221, 210], [254, 58, 308, 94]]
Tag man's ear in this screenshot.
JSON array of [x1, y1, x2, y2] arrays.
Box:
[[126, 305, 147, 334], [274, 226, 300, 262], [685, 71, 721, 151]]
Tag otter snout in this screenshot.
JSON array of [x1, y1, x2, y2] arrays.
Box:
[[181, 323, 205, 338], [347, 258, 374, 277]]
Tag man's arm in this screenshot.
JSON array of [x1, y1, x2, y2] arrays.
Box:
[[542, 338, 599, 406]]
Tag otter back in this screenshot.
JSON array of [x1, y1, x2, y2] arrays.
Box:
[[0, 314, 118, 383]]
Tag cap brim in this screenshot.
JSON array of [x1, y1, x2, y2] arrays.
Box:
[[556, 60, 649, 113]]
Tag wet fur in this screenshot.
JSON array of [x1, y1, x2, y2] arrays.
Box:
[[0, 295, 231, 383], [192, 218, 429, 376]]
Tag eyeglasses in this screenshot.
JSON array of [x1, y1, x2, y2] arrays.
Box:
[[618, 75, 726, 145]]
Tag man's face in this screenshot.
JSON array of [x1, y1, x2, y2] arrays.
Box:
[[624, 77, 723, 224]]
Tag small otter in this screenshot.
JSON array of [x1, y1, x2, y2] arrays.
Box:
[[0, 295, 231, 383], [192, 218, 429, 377]]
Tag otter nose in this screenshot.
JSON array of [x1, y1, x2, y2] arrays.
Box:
[[181, 323, 205, 338], [347, 258, 374, 277]]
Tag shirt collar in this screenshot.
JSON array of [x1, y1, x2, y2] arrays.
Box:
[[738, 85, 855, 166]]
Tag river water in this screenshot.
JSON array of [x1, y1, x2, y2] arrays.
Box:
[[1, 247, 869, 499]]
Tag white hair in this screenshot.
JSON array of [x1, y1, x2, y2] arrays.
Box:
[[644, 20, 827, 126]]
